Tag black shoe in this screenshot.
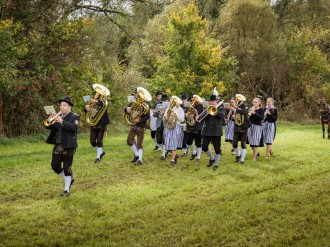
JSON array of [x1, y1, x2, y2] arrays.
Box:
[[136, 160, 143, 166], [235, 156, 241, 162], [181, 152, 187, 157], [240, 161, 245, 165], [95, 158, 100, 163], [207, 159, 215, 167], [190, 153, 197, 161], [160, 156, 166, 160], [100, 151, 105, 159], [169, 161, 175, 167], [131, 156, 139, 163], [153, 145, 159, 150], [60, 190, 70, 197], [213, 166, 218, 171], [196, 158, 200, 162], [70, 179, 75, 189]]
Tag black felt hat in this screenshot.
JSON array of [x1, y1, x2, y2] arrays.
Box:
[[181, 93, 188, 100], [162, 94, 169, 101], [58, 96, 74, 106], [208, 95, 217, 101], [156, 91, 162, 96]]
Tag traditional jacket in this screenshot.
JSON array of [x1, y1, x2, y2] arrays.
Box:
[[46, 111, 80, 148], [201, 105, 225, 136]]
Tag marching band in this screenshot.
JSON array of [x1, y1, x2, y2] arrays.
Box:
[[45, 85, 278, 196]]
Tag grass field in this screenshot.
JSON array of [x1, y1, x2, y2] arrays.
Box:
[[0, 123, 329, 246]]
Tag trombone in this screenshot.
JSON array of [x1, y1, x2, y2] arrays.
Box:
[[196, 100, 224, 122]]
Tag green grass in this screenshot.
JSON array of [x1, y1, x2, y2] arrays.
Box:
[[0, 123, 329, 246]]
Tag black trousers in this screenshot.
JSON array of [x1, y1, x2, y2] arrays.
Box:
[[202, 136, 221, 154], [181, 131, 187, 149], [51, 145, 75, 176], [90, 125, 107, 147], [156, 126, 164, 145], [186, 130, 202, 147], [233, 130, 248, 149]]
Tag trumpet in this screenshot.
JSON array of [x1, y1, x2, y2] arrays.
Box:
[[196, 100, 223, 122], [44, 111, 62, 127]]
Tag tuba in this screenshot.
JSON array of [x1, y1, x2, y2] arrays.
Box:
[[124, 87, 152, 125], [165, 96, 182, 130], [187, 94, 203, 127], [86, 84, 110, 126], [197, 100, 223, 122], [233, 94, 246, 126]]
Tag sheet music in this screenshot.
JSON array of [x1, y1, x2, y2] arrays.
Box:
[[127, 95, 135, 103], [83, 95, 91, 102], [44, 105, 56, 115]]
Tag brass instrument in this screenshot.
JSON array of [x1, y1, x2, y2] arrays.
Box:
[[165, 96, 182, 130], [196, 100, 224, 122], [233, 94, 246, 126], [187, 94, 203, 126], [86, 84, 110, 127], [124, 87, 152, 125], [44, 111, 62, 127]]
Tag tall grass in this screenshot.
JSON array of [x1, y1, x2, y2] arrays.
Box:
[[0, 123, 329, 246]]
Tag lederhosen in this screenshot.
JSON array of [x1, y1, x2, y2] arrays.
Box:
[[125, 103, 150, 149], [46, 111, 80, 176]]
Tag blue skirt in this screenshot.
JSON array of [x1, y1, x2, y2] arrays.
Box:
[[248, 124, 262, 146], [164, 123, 183, 151], [263, 122, 275, 144], [225, 120, 234, 142]]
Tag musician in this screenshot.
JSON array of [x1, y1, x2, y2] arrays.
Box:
[[45, 96, 80, 197], [180, 93, 189, 157], [84, 86, 110, 163], [199, 95, 225, 170], [230, 94, 251, 164], [247, 98, 264, 161], [263, 98, 278, 158], [150, 91, 162, 150], [186, 94, 204, 161], [225, 97, 237, 155], [154, 94, 170, 160], [163, 95, 185, 166], [124, 88, 150, 166]]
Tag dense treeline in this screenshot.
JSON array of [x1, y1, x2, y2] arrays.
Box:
[[0, 0, 329, 136]]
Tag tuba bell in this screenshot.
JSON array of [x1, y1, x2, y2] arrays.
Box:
[[187, 94, 203, 127], [165, 95, 182, 130], [233, 93, 246, 126], [124, 87, 152, 125], [86, 84, 110, 126]]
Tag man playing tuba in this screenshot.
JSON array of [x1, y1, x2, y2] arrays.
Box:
[[229, 94, 251, 164], [84, 84, 110, 163], [124, 87, 151, 166]]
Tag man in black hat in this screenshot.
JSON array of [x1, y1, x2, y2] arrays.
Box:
[[199, 95, 225, 170], [180, 93, 189, 157], [45, 96, 80, 196]]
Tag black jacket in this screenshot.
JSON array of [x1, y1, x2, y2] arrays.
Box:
[[187, 102, 204, 131], [46, 111, 80, 148], [201, 105, 225, 136], [264, 107, 278, 123], [249, 108, 264, 126], [234, 102, 252, 131]]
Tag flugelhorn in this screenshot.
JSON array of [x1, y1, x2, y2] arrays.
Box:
[[44, 111, 62, 127]]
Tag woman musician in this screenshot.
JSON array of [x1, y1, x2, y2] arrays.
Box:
[[262, 98, 278, 158], [163, 96, 185, 167], [225, 97, 237, 155], [247, 98, 264, 161]]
